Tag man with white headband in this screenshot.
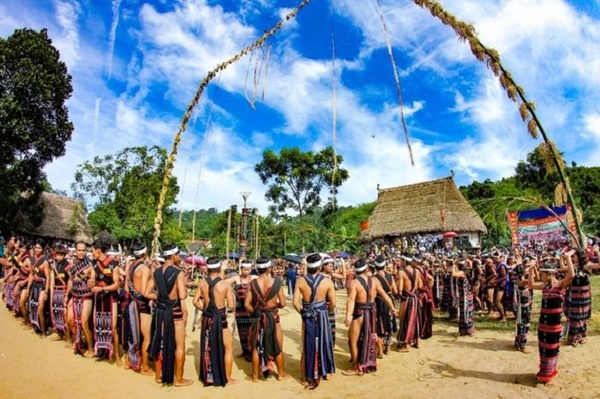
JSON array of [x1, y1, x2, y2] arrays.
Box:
[[245, 257, 289, 382], [320, 255, 342, 345], [195, 257, 237, 386], [343, 258, 397, 376], [293, 253, 336, 389], [146, 243, 192, 387], [122, 241, 152, 375], [235, 259, 258, 362], [396, 253, 422, 353], [371, 255, 398, 357]]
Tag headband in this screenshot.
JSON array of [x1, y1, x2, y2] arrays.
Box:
[[163, 247, 179, 257], [256, 260, 271, 269], [133, 247, 147, 256]]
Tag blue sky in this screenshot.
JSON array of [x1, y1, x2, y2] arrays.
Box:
[[1, 0, 599, 215]]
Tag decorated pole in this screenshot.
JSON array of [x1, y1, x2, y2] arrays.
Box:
[[412, 0, 587, 248], [150, 0, 312, 258]]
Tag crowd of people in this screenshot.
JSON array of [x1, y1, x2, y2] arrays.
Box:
[[1, 231, 599, 389]]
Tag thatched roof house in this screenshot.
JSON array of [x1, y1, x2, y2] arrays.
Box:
[[361, 176, 487, 241], [17, 192, 93, 243]]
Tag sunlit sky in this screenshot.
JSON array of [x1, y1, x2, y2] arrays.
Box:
[[1, 0, 599, 214]]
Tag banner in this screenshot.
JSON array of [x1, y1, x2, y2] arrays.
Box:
[[508, 205, 571, 247]]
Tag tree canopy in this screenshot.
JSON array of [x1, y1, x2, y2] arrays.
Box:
[[254, 146, 349, 218], [0, 28, 73, 229], [71, 146, 183, 245]]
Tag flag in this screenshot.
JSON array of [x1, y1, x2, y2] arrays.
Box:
[[360, 220, 369, 231]]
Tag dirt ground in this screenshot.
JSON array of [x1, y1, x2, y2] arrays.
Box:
[[1, 286, 599, 399]]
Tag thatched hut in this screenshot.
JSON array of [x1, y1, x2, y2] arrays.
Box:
[[17, 192, 93, 243], [361, 176, 487, 248]]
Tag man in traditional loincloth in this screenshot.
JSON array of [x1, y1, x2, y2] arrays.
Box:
[[122, 241, 153, 375], [146, 244, 193, 387], [344, 258, 397, 376], [195, 257, 238, 386], [244, 257, 289, 382], [234, 259, 258, 361], [293, 253, 336, 389], [397, 254, 422, 352], [372, 255, 398, 357]]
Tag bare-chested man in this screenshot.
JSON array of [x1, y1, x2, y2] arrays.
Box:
[[371, 255, 398, 357], [293, 253, 336, 389], [396, 254, 422, 352], [245, 257, 289, 382], [123, 241, 153, 375], [344, 258, 397, 376], [146, 244, 192, 387], [194, 257, 237, 386]]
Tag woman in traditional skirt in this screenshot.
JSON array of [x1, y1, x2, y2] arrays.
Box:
[[514, 257, 536, 353], [451, 258, 474, 336], [563, 248, 594, 346], [49, 245, 71, 341], [529, 250, 574, 384]]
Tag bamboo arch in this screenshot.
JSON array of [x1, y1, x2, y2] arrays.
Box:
[[151, 0, 586, 256]]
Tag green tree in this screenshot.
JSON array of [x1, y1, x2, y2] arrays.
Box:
[[254, 146, 349, 218], [72, 146, 182, 244], [0, 28, 73, 229]]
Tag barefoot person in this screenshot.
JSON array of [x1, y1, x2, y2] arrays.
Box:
[[451, 257, 475, 336], [372, 255, 397, 357], [245, 257, 288, 382], [194, 257, 237, 387], [234, 259, 257, 362], [146, 244, 193, 387], [344, 258, 397, 376], [514, 256, 536, 353], [66, 241, 94, 357], [293, 253, 336, 389], [27, 239, 51, 335], [529, 250, 574, 384], [396, 254, 421, 352], [49, 245, 71, 342], [122, 242, 153, 375], [90, 238, 122, 365]]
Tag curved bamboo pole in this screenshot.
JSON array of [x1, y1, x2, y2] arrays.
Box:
[[412, 0, 586, 248], [151, 0, 312, 257]]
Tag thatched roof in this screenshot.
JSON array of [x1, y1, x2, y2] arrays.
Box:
[[361, 176, 487, 240], [18, 192, 93, 243]]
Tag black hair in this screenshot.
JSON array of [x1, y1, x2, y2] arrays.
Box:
[[92, 237, 111, 253], [162, 243, 178, 260]]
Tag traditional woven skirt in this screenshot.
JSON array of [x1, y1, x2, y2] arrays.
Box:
[[50, 286, 67, 336], [514, 287, 532, 350], [458, 279, 474, 336], [28, 281, 44, 333], [565, 275, 591, 345], [537, 286, 564, 383], [94, 292, 116, 359]]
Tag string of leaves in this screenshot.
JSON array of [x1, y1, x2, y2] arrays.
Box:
[[376, 0, 414, 165], [151, 0, 312, 257], [412, 0, 585, 247]]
